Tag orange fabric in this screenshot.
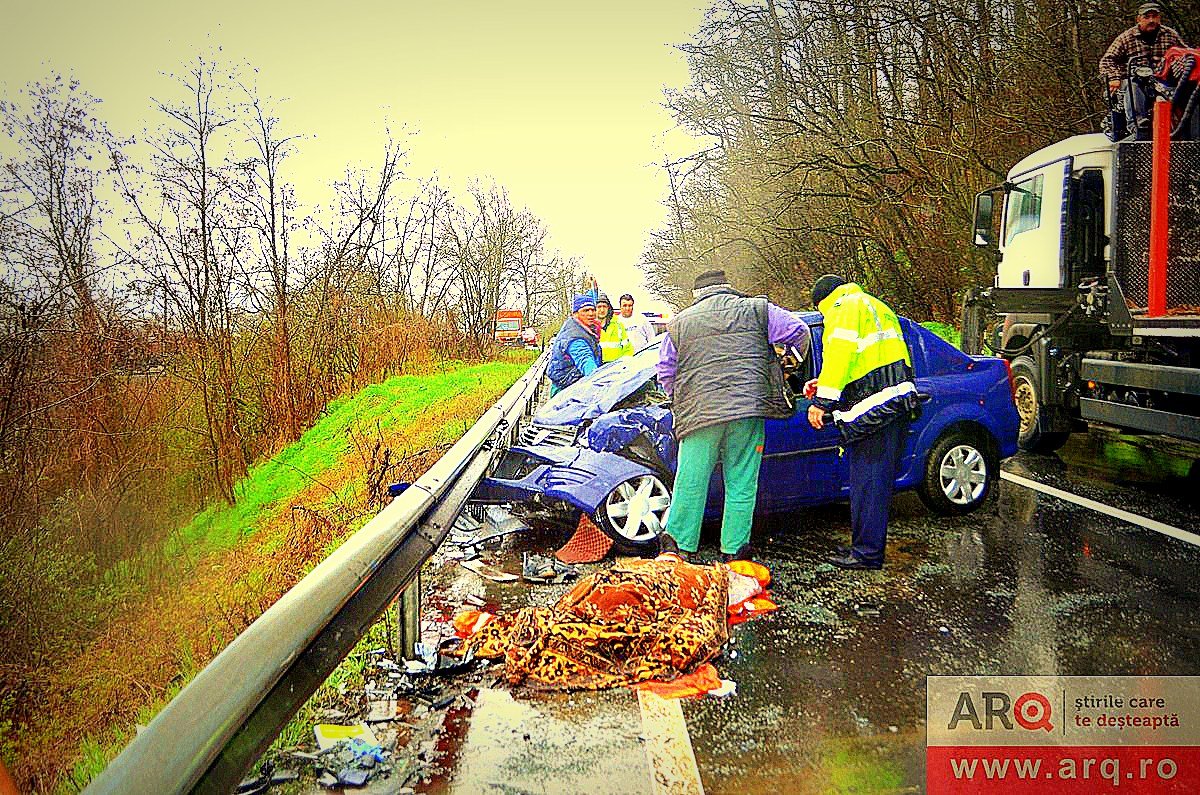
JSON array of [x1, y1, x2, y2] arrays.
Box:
[[555, 514, 613, 563], [727, 559, 770, 588], [453, 609, 493, 638], [728, 595, 778, 626], [463, 557, 730, 690], [634, 662, 723, 699]]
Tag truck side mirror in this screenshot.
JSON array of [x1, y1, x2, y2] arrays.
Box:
[[972, 190, 998, 248]]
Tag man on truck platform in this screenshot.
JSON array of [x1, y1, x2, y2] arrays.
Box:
[[1100, 2, 1188, 136]]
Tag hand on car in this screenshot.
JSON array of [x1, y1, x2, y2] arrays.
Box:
[[807, 404, 824, 430], [803, 378, 818, 399]]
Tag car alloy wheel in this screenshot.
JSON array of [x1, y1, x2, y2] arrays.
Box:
[[938, 443, 988, 506], [597, 474, 672, 546], [918, 429, 997, 516]]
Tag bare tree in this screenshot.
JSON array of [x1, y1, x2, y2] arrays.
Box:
[[647, 0, 1200, 318], [228, 83, 304, 441], [116, 57, 248, 501]]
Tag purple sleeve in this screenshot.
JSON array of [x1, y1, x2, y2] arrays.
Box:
[[656, 333, 677, 396], [766, 303, 811, 349]]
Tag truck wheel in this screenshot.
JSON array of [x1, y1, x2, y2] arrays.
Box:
[[1010, 355, 1070, 453], [918, 430, 997, 515], [594, 474, 672, 548]]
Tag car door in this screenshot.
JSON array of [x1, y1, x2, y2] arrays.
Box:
[[758, 323, 848, 510]]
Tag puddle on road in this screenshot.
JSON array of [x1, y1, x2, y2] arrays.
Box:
[[441, 687, 650, 794], [1005, 433, 1200, 530], [681, 478, 1200, 792]]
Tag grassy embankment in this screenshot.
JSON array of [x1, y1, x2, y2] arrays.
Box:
[[4, 354, 534, 793]]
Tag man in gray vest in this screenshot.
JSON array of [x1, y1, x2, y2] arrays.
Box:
[[656, 269, 810, 562]]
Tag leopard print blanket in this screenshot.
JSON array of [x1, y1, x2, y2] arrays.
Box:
[[464, 557, 730, 690]]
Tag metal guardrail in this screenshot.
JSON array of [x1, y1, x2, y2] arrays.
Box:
[[87, 354, 547, 794]]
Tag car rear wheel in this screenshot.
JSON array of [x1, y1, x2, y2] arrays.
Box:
[[594, 474, 672, 547], [918, 431, 997, 515]]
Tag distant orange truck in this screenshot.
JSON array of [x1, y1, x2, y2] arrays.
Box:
[[494, 309, 523, 344]]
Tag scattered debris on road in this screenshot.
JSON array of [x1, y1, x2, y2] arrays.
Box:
[[453, 555, 775, 693]]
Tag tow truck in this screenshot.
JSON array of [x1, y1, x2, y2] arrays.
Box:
[[494, 309, 523, 345], [962, 47, 1200, 478]]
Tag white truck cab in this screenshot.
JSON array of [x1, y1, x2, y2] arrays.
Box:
[[996, 134, 1113, 291]]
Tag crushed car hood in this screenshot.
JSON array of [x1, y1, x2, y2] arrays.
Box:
[[534, 339, 663, 426], [534, 309, 820, 427]]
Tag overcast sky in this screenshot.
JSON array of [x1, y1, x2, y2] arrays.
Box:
[[0, 1, 709, 311]]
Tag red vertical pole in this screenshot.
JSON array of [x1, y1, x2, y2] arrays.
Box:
[[1148, 98, 1171, 317]]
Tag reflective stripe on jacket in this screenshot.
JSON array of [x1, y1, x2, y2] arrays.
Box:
[[599, 317, 633, 362], [812, 283, 917, 441]]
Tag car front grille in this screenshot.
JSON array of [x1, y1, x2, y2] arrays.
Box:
[[519, 423, 578, 448]]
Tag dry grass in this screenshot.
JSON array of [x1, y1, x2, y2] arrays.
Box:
[[6, 362, 530, 793]]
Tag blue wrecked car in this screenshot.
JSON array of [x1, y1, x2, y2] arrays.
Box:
[[480, 312, 1020, 547]]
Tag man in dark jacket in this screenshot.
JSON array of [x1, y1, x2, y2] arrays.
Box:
[[805, 275, 917, 570], [547, 294, 601, 395], [656, 269, 810, 562]]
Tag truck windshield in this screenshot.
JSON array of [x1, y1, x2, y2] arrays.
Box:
[[1005, 173, 1044, 244]]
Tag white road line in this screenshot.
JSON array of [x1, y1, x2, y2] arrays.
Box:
[[1000, 470, 1200, 547], [637, 689, 705, 795]]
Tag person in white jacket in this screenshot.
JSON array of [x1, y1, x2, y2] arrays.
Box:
[[616, 293, 655, 351]]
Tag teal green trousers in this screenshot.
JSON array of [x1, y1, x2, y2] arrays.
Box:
[[666, 417, 765, 554]]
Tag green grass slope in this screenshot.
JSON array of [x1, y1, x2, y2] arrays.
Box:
[[173, 360, 531, 554]]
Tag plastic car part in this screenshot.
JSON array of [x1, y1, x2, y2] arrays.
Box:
[[917, 429, 998, 515], [594, 474, 672, 547], [586, 406, 676, 474]]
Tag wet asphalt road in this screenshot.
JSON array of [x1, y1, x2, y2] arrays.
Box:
[[427, 433, 1200, 794]]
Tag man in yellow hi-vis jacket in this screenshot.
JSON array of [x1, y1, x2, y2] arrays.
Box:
[[804, 275, 918, 570], [596, 294, 633, 363]]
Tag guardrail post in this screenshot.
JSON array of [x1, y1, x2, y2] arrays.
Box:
[[392, 572, 421, 659]]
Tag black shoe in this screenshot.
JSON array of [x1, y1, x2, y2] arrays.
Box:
[[835, 544, 851, 556], [827, 552, 882, 571], [657, 533, 692, 563], [720, 543, 753, 563]]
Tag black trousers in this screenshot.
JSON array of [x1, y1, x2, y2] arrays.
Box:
[[847, 419, 907, 566]]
